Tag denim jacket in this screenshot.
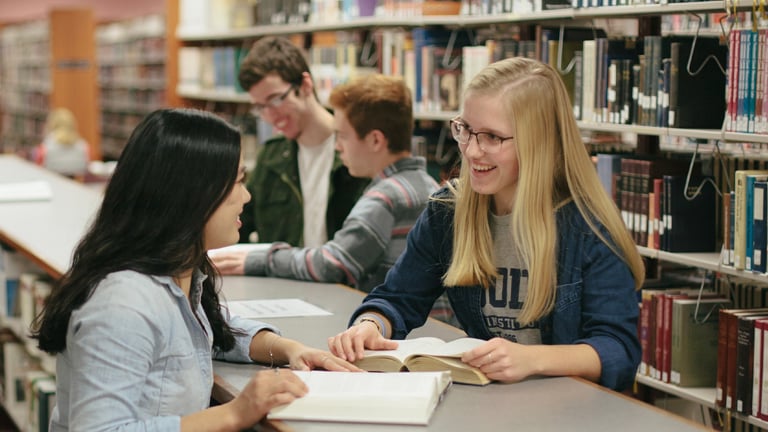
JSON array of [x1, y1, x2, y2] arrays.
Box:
[[351, 187, 641, 390]]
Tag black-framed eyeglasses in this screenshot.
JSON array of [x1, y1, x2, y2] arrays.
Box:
[[250, 85, 297, 116], [449, 118, 514, 154]]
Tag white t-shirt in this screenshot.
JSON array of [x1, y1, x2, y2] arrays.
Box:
[[297, 134, 335, 248]]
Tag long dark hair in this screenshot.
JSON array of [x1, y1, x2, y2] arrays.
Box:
[[31, 108, 243, 354]]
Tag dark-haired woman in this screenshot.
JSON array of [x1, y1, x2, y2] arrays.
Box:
[[31, 108, 358, 431]]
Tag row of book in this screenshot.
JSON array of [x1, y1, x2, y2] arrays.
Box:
[[725, 29, 768, 135], [638, 288, 727, 389], [0, 249, 56, 432], [596, 154, 718, 253], [636, 288, 768, 423]]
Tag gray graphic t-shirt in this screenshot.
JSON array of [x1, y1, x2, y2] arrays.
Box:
[[482, 212, 542, 344]]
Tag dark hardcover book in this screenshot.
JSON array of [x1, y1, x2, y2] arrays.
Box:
[[670, 297, 730, 387], [662, 175, 717, 253], [667, 37, 728, 129], [631, 62, 641, 125], [736, 314, 768, 414], [620, 58, 633, 124], [572, 50, 583, 120], [719, 309, 768, 409], [753, 181, 768, 273]]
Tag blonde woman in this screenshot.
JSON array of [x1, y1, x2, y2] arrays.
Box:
[[35, 108, 89, 178], [328, 57, 644, 391]]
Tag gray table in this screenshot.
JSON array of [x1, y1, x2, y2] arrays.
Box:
[[0, 155, 101, 277], [218, 276, 709, 432]]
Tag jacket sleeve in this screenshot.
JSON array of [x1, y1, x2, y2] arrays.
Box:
[[572, 227, 641, 391], [244, 193, 393, 285], [350, 196, 454, 339]]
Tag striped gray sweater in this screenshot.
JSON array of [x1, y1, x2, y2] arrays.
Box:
[[244, 156, 439, 292]]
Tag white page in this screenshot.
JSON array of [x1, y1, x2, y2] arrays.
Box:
[[225, 298, 332, 319], [0, 180, 52, 202], [365, 336, 486, 362]]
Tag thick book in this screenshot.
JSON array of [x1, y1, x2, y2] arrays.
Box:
[[667, 37, 728, 129], [663, 175, 717, 253], [670, 297, 730, 387], [354, 337, 490, 385], [267, 370, 451, 426]]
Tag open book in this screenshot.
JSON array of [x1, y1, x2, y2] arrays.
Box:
[[268, 370, 451, 425], [354, 336, 491, 385]]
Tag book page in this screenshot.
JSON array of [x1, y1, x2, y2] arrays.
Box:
[[361, 337, 486, 365]]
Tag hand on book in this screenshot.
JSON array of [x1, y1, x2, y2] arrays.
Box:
[[327, 319, 399, 362], [226, 368, 308, 429], [286, 345, 364, 372], [461, 337, 537, 383]]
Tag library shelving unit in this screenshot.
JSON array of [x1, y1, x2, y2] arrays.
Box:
[[171, 0, 767, 429], [96, 14, 166, 160], [0, 8, 100, 159]]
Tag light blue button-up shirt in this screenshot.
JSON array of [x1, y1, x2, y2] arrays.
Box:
[[50, 270, 276, 431]]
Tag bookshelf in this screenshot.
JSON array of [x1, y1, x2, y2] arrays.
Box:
[[96, 14, 166, 160], [0, 8, 100, 160]]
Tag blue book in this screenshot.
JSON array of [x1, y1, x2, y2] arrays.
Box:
[[745, 174, 768, 270], [596, 154, 622, 201]]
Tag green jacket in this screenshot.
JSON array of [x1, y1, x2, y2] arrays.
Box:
[[240, 135, 369, 246]]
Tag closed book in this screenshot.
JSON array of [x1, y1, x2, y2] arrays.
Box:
[[667, 37, 728, 129], [353, 337, 490, 386], [745, 174, 768, 270], [734, 171, 768, 269], [759, 318, 768, 420], [663, 175, 717, 253], [736, 314, 768, 413], [670, 297, 730, 387], [268, 370, 452, 425], [718, 309, 768, 409], [753, 181, 768, 272]]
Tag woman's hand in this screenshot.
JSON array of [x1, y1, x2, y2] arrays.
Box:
[[327, 321, 399, 362], [461, 337, 537, 383], [226, 368, 307, 429], [284, 344, 364, 372]]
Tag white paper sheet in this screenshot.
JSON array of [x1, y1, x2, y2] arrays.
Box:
[[225, 298, 332, 319]]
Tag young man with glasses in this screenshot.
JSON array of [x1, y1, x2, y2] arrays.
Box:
[[231, 36, 368, 249]]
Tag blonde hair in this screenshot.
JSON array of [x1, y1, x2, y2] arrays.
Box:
[[442, 57, 644, 325], [45, 108, 80, 146]]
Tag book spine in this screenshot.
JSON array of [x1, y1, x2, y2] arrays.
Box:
[[753, 181, 767, 273], [717, 310, 730, 407]]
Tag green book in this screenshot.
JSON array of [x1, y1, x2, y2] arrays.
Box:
[[670, 297, 730, 387]]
